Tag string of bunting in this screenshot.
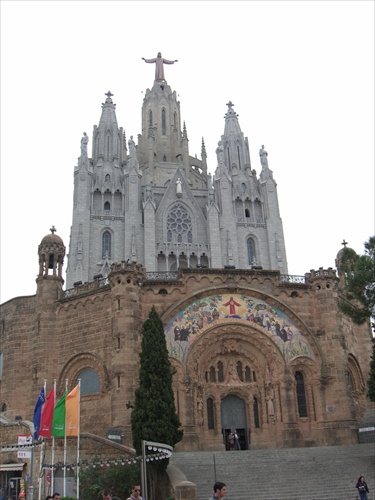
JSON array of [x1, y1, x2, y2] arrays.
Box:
[[41, 448, 171, 471], [1, 443, 43, 452]]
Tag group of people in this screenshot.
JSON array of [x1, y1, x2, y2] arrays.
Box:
[[10, 474, 368, 499]]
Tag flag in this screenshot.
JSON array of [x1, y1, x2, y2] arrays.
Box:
[[65, 385, 79, 437], [33, 387, 45, 439], [39, 386, 55, 438], [51, 390, 67, 437]]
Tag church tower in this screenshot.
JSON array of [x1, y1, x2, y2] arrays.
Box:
[[66, 58, 288, 289]]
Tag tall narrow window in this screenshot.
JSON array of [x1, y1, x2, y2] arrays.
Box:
[[237, 145, 241, 169], [102, 231, 111, 258], [295, 371, 308, 417], [104, 201, 110, 211], [162, 108, 166, 135], [245, 208, 250, 219], [247, 238, 255, 265], [149, 110, 153, 127], [217, 361, 224, 382], [253, 396, 260, 428], [237, 361, 243, 381], [207, 398, 214, 429], [209, 366, 216, 382], [245, 366, 251, 382]]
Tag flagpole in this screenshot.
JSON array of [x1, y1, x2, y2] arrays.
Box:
[[51, 380, 56, 494], [38, 380, 47, 500], [76, 379, 81, 500], [63, 379, 68, 498]]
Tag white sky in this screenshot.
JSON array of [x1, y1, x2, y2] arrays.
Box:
[[1, 1, 374, 304]]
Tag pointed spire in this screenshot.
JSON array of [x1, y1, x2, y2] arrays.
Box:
[[201, 137, 207, 158], [182, 121, 188, 140]]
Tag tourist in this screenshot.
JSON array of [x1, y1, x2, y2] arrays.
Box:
[[356, 476, 369, 500], [126, 484, 142, 500], [209, 481, 227, 499]]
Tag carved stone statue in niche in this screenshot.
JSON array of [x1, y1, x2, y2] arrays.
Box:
[[227, 360, 240, 383], [265, 383, 276, 424]]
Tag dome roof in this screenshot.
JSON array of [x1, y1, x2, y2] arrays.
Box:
[[40, 233, 64, 246], [39, 227, 65, 248]]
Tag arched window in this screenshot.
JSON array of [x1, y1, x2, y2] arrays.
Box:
[[253, 396, 260, 428], [167, 230, 172, 243], [245, 208, 250, 218], [247, 238, 255, 265], [102, 231, 111, 258], [207, 398, 214, 429], [209, 366, 216, 382], [0, 402, 7, 412], [295, 371, 308, 417], [105, 174, 110, 182], [163, 155, 167, 162], [76, 368, 100, 396], [245, 366, 251, 382], [217, 361, 224, 382], [162, 108, 166, 135], [104, 201, 110, 211], [149, 110, 153, 127]]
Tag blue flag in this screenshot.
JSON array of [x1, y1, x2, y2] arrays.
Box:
[[33, 387, 45, 439]]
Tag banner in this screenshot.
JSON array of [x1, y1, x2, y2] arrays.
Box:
[[39, 386, 55, 438], [66, 385, 80, 437], [33, 387, 45, 439], [51, 390, 67, 437]]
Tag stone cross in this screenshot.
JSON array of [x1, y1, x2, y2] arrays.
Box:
[[50, 226, 56, 234], [341, 239, 348, 247]]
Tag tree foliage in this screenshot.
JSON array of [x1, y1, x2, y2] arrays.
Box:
[[368, 339, 375, 402], [338, 236, 375, 402], [338, 236, 375, 329], [131, 306, 183, 458], [78, 461, 141, 500]]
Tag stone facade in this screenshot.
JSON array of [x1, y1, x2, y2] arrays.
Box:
[[65, 78, 287, 290], [0, 62, 373, 496]]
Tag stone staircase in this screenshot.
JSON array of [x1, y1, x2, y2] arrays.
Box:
[[170, 443, 375, 500]]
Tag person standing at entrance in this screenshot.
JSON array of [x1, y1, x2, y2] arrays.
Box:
[[234, 430, 241, 450], [209, 482, 227, 499]]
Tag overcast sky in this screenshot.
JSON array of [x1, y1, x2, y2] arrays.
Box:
[[1, 1, 374, 304]]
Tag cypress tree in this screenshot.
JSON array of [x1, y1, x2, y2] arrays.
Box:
[[131, 305, 183, 457]]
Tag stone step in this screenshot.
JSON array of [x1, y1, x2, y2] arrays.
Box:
[[170, 443, 375, 500]]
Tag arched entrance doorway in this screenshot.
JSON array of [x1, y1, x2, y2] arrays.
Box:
[[221, 394, 248, 450]]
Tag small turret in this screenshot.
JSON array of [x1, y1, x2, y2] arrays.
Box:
[[37, 226, 65, 301]]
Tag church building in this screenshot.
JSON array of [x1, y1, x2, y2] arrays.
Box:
[[0, 55, 372, 474]]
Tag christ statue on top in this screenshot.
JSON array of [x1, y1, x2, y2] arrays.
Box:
[[142, 52, 178, 81]]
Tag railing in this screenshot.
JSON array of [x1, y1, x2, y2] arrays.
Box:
[[62, 272, 311, 298], [280, 274, 306, 284], [145, 271, 179, 281], [62, 277, 110, 298]]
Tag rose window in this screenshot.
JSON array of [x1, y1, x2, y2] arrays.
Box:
[[167, 205, 192, 243]]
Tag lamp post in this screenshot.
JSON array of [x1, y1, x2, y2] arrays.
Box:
[[140, 440, 173, 500], [20, 420, 35, 500]]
